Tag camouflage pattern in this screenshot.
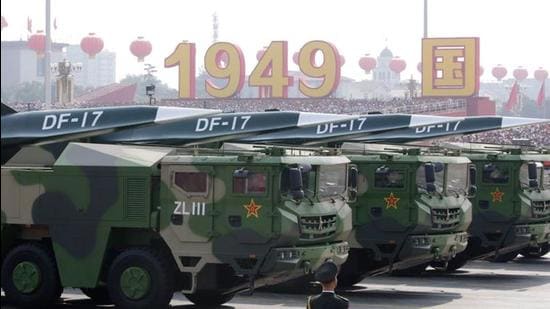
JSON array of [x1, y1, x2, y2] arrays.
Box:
[[338, 143, 472, 281], [1, 142, 351, 304]]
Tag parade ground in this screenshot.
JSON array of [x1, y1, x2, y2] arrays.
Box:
[[2, 255, 548, 308]]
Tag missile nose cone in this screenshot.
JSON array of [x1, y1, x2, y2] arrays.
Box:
[[154, 107, 221, 123], [501, 117, 550, 129]]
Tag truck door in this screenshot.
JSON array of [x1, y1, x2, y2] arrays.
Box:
[[478, 161, 515, 221], [212, 165, 273, 244], [161, 164, 214, 242], [367, 163, 411, 232]]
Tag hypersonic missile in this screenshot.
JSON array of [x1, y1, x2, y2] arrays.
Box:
[[1, 103, 221, 147], [238, 114, 463, 145], [1, 103, 220, 163], [93, 111, 357, 145], [354, 116, 550, 144]]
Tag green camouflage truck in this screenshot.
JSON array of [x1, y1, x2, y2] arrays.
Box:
[[1, 142, 352, 308], [337, 143, 472, 286], [440, 143, 550, 270]]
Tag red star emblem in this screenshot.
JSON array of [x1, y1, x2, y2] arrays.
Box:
[[243, 199, 262, 218], [490, 187, 504, 203], [384, 192, 400, 209]]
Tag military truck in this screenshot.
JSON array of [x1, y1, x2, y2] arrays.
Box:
[[336, 143, 472, 286], [1, 142, 352, 308], [439, 143, 550, 270]]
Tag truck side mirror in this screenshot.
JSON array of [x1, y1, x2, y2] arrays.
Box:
[[468, 165, 477, 197], [348, 166, 358, 200], [528, 162, 539, 188], [424, 164, 436, 193], [289, 167, 304, 200]]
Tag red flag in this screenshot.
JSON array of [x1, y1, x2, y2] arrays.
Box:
[[27, 17, 32, 33], [504, 81, 519, 112], [53, 18, 57, 30], [536, 80, 545, 108]]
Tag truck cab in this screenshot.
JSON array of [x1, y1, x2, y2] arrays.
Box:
[[442, 143, 550, 269], [337, 143, 472, 286]]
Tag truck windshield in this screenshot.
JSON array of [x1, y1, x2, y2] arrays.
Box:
[[447, 163, 468, 194], [416, 162, 444, 194], [318, 164, 347, 198], [281, 164, 317, 197], [519, 162, 543, 189], [416, 163, 467, 195]]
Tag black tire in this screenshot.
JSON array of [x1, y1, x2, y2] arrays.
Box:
[[391, 263, 429, 276], [491, 250, 519, 263], [337, 252, 365, 288], [444, 253, 470, 272], [81, 286, 112, 304], [520, 243, 550, 258], [107, 248, 175, 309], [1, 242, 62, 308], [184, 291, 236, 306]]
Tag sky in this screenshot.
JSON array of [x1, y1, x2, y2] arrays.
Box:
[[1, 0, 549, 89]]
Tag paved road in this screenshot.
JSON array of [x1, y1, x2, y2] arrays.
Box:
[[2, 255, 549, 308]]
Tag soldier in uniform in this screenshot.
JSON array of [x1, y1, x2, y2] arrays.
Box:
[[307, 261, 349, 309]]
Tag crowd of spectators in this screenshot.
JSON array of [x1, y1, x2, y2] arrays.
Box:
[[445, 123, 550, 147], [161, 97, 466, 115]]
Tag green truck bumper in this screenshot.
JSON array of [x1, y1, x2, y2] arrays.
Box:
[[400, 232, 469, 263], [528, 222, 550, 246], [259, 242, 349, 282]]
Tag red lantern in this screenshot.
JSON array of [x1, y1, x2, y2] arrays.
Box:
[[27, 30, 45, 57], [130, 36, 152, 62], [492, 65, 507, 81], [534, 67, 548, 81], [417, 62, 422, 73], [513, 67, 528, 81], [389, 57, 406, 74], [256, 47, 267, 61], [337, 55, 344, 67], [80, 33, 104, 59], [1, 16, 7, 31], [292, 52, 299, 65], [358, 54, 376, 73]]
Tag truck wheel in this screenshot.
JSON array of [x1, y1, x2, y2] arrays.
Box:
[[107, 248, 175, 309], [81, 286, 111, 304], [184, 291, 236, 306], [520, 243, 550, 258], [337, 252, 365, 287], [1, 243, 62, 308], [391, 263, 429, 276], [491, 250, 519, 263]]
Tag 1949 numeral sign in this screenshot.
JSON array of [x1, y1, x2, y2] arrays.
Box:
[[165, 40, 342, 99]]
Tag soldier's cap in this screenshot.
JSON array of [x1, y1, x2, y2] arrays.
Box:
[[315, 260, 338, 283]]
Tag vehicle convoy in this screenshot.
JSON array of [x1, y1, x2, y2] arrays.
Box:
[[438, 143, 550, 270], [1, 142, 352, 308], [335, 143, 473, 286]]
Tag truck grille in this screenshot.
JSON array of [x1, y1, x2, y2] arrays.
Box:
[[299, 215, 337, 240], [532, 200, 550, 219], [431, 207, 461, 229]]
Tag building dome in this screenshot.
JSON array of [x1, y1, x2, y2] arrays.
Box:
[[380, 47, 393, 58]]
